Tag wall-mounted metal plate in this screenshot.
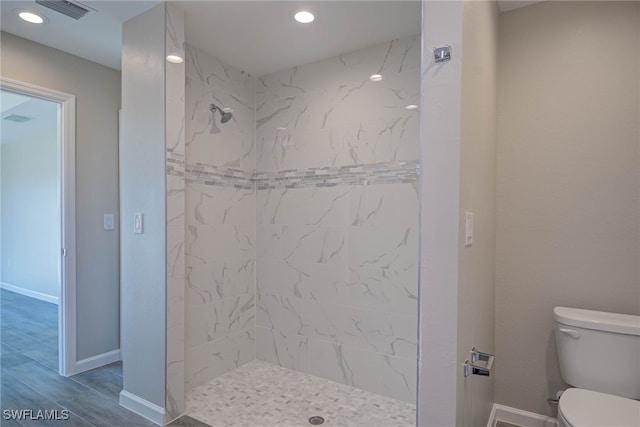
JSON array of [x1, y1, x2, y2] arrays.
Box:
[[434, 45, 451, 63]]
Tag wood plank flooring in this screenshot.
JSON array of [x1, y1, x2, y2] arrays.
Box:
[[0, 289, 209, 427]]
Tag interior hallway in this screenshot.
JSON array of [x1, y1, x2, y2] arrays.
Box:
[[0, 289, 207, 426]]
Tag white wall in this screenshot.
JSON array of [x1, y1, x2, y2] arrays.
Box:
[[1, 125, 60, 301], [495, 1, 640, 416], [418, 2, 464, 425], [418, 1, 497, 425], [120, 3, 167, 413], [0, 32, 121, 361]]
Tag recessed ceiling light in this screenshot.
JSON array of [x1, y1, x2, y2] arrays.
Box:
[[18, 11, 44, 24], [369, 74, 383, 82], [294, 10, 315, 24], [405, 104, 419, 110], [166, 55, 184, 64]]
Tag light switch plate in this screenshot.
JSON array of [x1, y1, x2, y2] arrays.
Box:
[[103, 214, 115, 230], [465, 212, 474, 247], [134, 213, 143, 234]]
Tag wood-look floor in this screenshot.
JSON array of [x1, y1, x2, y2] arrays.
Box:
[[0, 289, 209, 427]]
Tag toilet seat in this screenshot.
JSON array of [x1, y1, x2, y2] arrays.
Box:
[[558, 388, 640, 427]]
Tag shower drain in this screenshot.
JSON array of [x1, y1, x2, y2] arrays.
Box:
[[308, 416, 325, 425]]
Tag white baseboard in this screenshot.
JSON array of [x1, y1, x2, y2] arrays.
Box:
[[75, 349, 121, 374], [119, 390, 165, 426], [487, 404, 558, 427], [1, 282, 58, 304]]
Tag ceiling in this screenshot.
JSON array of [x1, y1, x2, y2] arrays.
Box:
[[175, 1, 421, 76], [0, 0, 160, 69], [0, 1, 541, 75], [1, 90, 59, 145]]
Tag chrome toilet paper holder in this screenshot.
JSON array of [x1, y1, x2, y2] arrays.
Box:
[[463, 348, 494, 377]]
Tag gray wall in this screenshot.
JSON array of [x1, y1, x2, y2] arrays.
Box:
[[120, 3, 167, 410], [495, 1, 640, 416], [2, 123, 60, 300], [0, 32, 121, 360], [457, 1, 498, 426]]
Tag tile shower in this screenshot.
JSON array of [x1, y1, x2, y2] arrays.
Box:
[[177, 27, 421, 423]]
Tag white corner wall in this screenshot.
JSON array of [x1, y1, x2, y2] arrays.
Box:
[[0, 32, 121, 361], [418, 1, 498, 426], [418, 1, 464, 425]]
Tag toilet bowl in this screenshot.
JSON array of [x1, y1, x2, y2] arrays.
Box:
[[554, 307, 640, 427], [557, 388, 640, 427]]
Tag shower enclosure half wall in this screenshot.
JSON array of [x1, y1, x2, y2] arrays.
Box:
[[121, 4, 420, 424]]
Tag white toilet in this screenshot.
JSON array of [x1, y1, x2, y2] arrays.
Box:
[[554, 307, 640, 427]]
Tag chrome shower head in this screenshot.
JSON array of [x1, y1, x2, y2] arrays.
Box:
[[210, 103, 233, 124]]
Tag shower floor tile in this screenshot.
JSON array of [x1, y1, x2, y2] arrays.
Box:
[[186, 360, 416, 427]]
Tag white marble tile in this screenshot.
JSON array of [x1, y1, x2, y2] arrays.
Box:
[[256, 292, 279, 330], [258, 35, 420, 99], [280, 225, 347, 266], [185, 255, 254, 305], [257, 127, 339, 173], [256, 188, 287, 225], [256, 326, 310, 371], [186, 183, 254, 226], [166, 98, 186, 157], [349, 183, 418, 227], [167, 225, 185, 279], [277, 187, 351, 226], [166, 321, 185, 418], [186, 294, 255, 349], [167, 174, 185, 227], [188, 224, 254, 261], [186, 46, 256, 171], [256, 225, 282, 259], [348, 224, 418, 272], [185, 328, 255, 390], [347, 264, 418, 314], [333, 304, 418, 359], [381, 355, 417, 403], [167, 277, 185, 329], [186, 44, 255, 106]]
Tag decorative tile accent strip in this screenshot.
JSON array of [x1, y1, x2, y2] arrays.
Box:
[[179, 159, 419, 189], [167, 150, 186, 177], [185, 162, 254, 189], [254, 160, 419, 190]]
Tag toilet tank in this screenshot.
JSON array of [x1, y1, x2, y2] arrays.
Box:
[[554, 307, 640, 399]]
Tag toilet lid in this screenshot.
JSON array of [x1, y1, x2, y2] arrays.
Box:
[[559, 388, 640, 427]]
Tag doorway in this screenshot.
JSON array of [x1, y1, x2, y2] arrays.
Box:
[[0, 77, 76, 376]]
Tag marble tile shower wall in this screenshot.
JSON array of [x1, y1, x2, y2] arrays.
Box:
[[255, 35, 421, 403], [182, 35, 420, 404], [184, 44, 257, 391]]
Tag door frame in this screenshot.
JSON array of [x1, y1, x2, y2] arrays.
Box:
[[0, 77, 77, 376]]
